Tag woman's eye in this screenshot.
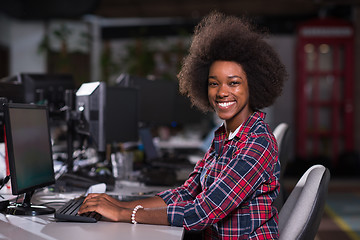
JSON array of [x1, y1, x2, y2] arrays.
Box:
[[230, 81, 240, 86], [208, 81, 218, 86]]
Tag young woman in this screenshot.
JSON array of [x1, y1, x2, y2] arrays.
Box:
[[79, 11, 287, 239]]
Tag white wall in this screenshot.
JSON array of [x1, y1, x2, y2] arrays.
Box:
[[267, 35, 296, 127], [267, 35, 296, 162], [0, 15, 11, 46], [0, 14, 89, 77], [0, 15, 47, 75], [10, 20, 46, 75]]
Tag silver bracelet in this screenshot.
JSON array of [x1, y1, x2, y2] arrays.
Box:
[[131, 205, 143, 224]]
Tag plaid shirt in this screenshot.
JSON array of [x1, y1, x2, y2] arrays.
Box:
[[158, 111, 280, 239]]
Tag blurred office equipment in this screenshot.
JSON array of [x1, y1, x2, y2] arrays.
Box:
[[3, 103, 56, 215], [75, 81, 139, 153], [139, 127, 194, 166], [138, 127, 196, 186], [0, 73, 75, 143], [0, 82, 24, 104], [55, 81, 139, 190], [119, 75, 208, 127], [124, 77, 175, 126], [0, 73, 75, 121], [0, 97, 11, 143]]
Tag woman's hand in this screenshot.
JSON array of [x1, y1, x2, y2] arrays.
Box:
[[78, 193, 132, 222]]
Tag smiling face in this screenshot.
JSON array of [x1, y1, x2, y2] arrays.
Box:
[[208, 61, 253, 133]]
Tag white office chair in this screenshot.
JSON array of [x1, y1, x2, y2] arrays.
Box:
[[273, 123, 289, 154], [272, 122, 289, 211], [278, 164, 330, 240]]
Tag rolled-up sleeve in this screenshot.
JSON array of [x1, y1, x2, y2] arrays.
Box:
[[157, 158, 205, 225]]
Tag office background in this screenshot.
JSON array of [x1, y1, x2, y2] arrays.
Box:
[[1, 0, 359, 175], [0, 1, 360, 238]]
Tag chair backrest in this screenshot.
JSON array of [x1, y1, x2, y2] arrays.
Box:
[[278, 164, 330, 240], [273, 122, 290, 178], [272, 123, 289, 211], [273, 123, 289, 154]]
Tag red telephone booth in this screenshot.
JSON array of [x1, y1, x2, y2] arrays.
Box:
[[296, 18, 355, 167]]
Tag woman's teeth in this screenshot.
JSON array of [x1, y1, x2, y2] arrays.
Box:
[[218, 102, 234, 107]]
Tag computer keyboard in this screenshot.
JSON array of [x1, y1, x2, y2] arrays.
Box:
[[54, 196, 102, 223]]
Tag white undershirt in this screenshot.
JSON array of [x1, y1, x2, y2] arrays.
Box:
[[228, 124, 242, 140]]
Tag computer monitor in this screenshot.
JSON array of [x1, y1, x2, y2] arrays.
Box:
[[126, 76, 176, 126], [1, 73, 76, 121], [125, 76, 208, 127], [3, 103, 55, 215], [173, 89, 209, 126], [75, 82, 139, 152], [0, 82, 25, 143]]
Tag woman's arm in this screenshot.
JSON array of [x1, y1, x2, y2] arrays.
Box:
[[78, 147, 208, 224], [78, 193, 169, 224]]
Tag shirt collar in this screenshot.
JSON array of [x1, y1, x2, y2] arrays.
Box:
[[214, 111, 266, 141]]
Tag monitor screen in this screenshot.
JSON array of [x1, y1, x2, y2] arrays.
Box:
[[126, 76, 176, 126], [3, 103, 55, 215], [124, 76, 209, 127]]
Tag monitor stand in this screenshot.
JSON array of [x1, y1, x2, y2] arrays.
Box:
[[6, 190, 55, 216]]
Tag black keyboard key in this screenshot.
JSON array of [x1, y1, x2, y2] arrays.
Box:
[[55, 196, 102, 223]]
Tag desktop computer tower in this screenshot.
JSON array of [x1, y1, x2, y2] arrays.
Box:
[[75, 82, 138, 152]]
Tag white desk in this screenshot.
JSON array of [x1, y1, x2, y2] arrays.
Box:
[[0, 181, 184, 240], [156, 138, 203, 150], [0, 214, 183, 240]]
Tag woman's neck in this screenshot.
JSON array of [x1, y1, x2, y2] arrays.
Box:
[[225, 110, 254, 134]]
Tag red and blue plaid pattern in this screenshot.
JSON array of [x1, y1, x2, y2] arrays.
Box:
[[158, 111, 280, 239]]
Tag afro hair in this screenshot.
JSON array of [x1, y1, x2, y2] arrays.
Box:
[[178, 11, 287, 112]]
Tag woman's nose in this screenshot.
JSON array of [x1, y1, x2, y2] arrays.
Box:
[[217, 84, 229, 98]]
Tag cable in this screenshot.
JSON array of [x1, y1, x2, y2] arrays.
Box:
[[0, 175, 10, 190], [0, 175, 10, 199]]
